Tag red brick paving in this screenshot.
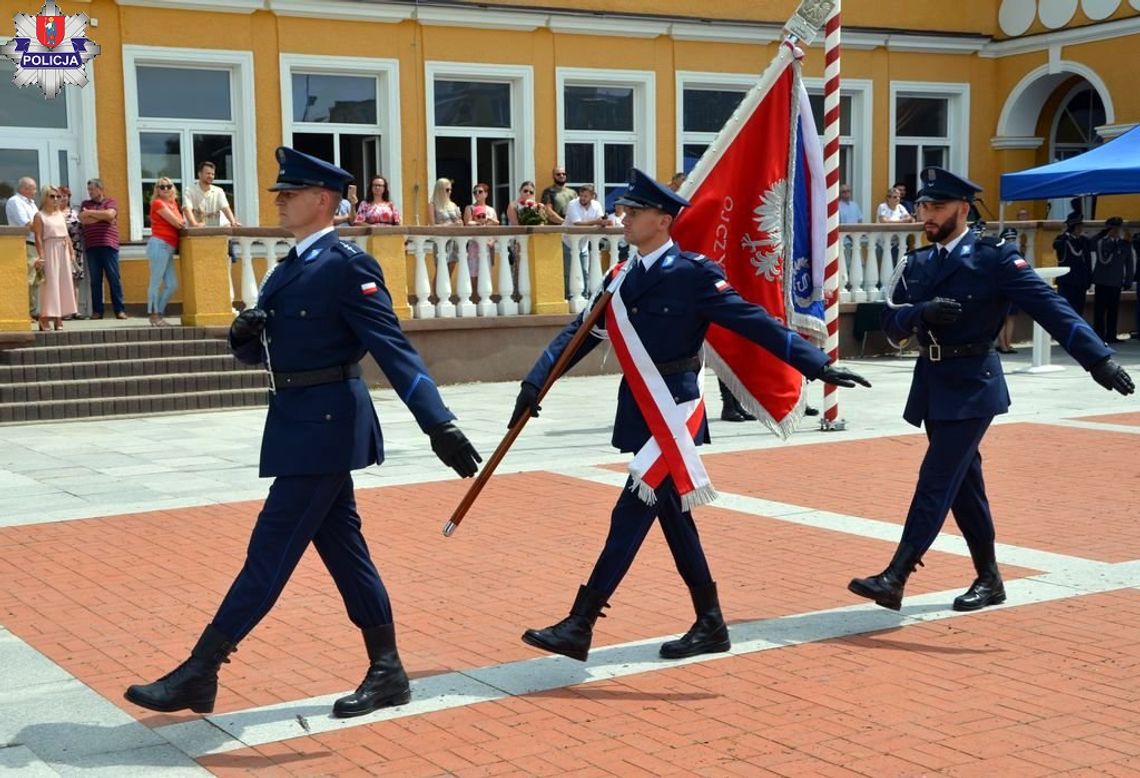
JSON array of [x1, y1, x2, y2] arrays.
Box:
[[1076, 411, 1140, 427], [197, 590, 1140, 776], [703, 422, 1140, 562], [0, 470, 1036, 724], [2, 420, 1138, 775]]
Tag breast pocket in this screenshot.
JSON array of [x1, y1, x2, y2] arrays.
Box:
[[638, 298, 688, 318]]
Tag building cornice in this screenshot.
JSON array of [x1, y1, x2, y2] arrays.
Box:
[[1097, 122, 1138, 140], [414, 6, 544, 31], [979, 14, 1140, 57], [990, 136, 1045, 150], [268, 0, 412, 22], [115, 0, 264, 12]]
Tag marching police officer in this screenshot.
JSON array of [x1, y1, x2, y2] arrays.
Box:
[[125, 148, 482, 718], [512, 169, 870, 662], [848, 167, 1134, 613]]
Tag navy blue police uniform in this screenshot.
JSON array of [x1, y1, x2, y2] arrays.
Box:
[[125, 147, 480, 719], [849, 166, 1130, 613], [516, 169, 837, 664], [1053, 214, 1093, 318]]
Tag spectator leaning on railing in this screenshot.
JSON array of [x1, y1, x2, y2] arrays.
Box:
[[147, 177, 185, 327], [354, 175, 401, 226]]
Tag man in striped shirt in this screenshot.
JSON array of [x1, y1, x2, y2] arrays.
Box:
[[79, 179, 127, 320]]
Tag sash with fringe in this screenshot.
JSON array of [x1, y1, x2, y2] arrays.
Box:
[[605, 273, 717, 512]]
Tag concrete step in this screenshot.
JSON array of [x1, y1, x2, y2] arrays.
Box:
[[0, 355, 256, 382], [28, 326, 228, 347], [1, 339, 233, 366], [0, 388, 268, 424], [0, 370, 268, 404]]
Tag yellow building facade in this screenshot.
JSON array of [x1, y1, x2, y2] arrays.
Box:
[[1, 0, 1138, 246]]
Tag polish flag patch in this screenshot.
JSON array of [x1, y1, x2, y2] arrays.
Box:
[[361, 281, 379, 295], [1013, 258, 1029, 269], [715, 279, 732, 293]]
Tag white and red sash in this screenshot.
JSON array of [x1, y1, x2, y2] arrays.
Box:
[[604, 263, 717, 511]]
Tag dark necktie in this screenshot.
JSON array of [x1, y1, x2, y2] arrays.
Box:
[[280, 246, 298, 264], [936, 247, 949, 264]]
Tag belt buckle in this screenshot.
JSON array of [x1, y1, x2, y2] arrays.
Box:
[[928, 343, 942, 362]]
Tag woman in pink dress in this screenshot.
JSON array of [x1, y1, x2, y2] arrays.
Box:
[[354, 175, 401, 225], [32, 186, 79, 332]]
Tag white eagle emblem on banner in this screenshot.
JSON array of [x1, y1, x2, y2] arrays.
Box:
[[742, 178, 787, 282]]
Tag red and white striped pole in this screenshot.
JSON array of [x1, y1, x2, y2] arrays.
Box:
[[821, 1, 842, 429]]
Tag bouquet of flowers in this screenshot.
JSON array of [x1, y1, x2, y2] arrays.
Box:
[[516, 199, 548, 226]]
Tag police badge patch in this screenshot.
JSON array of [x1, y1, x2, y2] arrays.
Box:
[[0, 1, 100, 99]]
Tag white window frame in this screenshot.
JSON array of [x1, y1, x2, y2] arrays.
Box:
[[122, 45, 257, 241], [557, 67, 655, 199], [674, 71, 753, 179], [281, 54, 401, 213], [0, 35, 99, 195], [889, 81, 970, 195], [803, 77, 873, 224], [425, 61, 534, 208]]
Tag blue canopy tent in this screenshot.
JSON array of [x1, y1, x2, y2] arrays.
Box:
[[1000, 124, 1140, 203]]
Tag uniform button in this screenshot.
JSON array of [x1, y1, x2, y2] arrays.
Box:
[[663, 306, 670, 313], [269, 309, 275, 316], [267, 337, 272, 344], [325, 413, 332, 421], [631, 307, 639, 314], [300, 310, 307, 317], [673, 396, 680, 402]]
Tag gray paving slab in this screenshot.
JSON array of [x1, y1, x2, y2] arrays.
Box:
[[0, 746, 57, 776]]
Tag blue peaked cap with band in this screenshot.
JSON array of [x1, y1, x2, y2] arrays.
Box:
[[613, 168, 691, 217], [268, 146, 353, 192], [915, 166, 983, 204]]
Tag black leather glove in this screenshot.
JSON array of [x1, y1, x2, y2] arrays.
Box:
[[817, 363, 872, 388], [1090, 357, 1135, 396], [230, 308, 267, 344], [507, 382, 542, 428], [429, 422, 482, 478], [920, 298, 962, 326]]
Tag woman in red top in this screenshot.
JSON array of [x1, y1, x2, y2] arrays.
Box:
[[353, 175, 401, 225], [147, 176, 185, 326]]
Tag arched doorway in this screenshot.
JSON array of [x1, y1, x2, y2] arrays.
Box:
[[1047, 83, 1107, 219]]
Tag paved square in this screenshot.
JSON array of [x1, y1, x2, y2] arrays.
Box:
[[1, 344, 1138, 775]]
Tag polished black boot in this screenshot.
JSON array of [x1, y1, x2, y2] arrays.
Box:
[[521, 585, 610, 661], [952, 543, 1006, 612], [333, 623, 412, 718], [847, 544, 924, 611], [719, 380, 755, 422], [660, 582, 731, 659], [124, 624, 236, 713]]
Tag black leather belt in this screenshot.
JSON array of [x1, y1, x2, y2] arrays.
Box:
[[654, 356, 702, 376], [918, 342, 994, 362], [273, 363, 362, 389]]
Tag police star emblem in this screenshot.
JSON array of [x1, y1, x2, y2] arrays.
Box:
[[1, 1, 100, 99]]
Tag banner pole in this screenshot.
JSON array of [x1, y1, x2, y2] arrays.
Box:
[[821, 0, 844, 431]]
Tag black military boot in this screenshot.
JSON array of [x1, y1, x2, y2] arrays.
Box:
[[521, 585, 610, 661], [660, 582, 731, 659], [719, 380, 755, 422], [333, 623, 412, 718], [847, 544, 924, 611], [952, 543, 1006, 612], [124, 624, 236, 713]]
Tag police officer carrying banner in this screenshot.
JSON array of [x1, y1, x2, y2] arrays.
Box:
[[848, 167, 1134, 613], [125, 148, 482, 718], [511, 169, 870, 663]]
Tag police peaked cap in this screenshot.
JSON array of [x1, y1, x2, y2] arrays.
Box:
[[269, 146, 354, 192], [614, 168, 691, 217], [915, 166, 982, 204]]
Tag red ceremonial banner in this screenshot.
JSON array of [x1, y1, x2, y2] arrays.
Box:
[[672, 64, 802, 433]]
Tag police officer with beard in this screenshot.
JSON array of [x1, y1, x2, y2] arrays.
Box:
[[848, 167, 1133, 613]]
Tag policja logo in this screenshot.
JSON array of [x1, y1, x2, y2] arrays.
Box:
[[0, 0, 100, 99]]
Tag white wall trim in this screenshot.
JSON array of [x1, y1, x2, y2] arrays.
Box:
[[556, 66, 656, 187], [548, 14, 669, 38], [268, 0, 412, 22], [121, 45, 257, 240], [996, 60, 1115, 140], [414, 6, 543, 31], [1096, 122, 1137, 140], [424, 61, 535, 215], [980, 13, 1140, 57], [114, 0, 263, 13], [669, 22, 782, 45], [990, 136, 1045, 150], [279, 54, 402, 218], [889, 80, 971, 188], [803, 76, 874, 225]]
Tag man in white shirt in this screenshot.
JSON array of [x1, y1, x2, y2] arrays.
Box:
[[837, 184, 863, 225], [5, 176, 40, 318], [561, 184, 607, 297], [183, 161, 239, 228]]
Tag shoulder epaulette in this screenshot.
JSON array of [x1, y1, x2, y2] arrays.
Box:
[[332, 240, 364, 256]]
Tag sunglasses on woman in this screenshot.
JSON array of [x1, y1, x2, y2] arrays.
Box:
[[158, 184, 173, 190]]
